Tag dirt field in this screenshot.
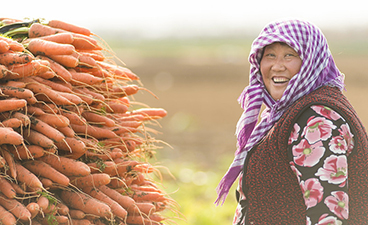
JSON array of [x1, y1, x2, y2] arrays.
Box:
[[117, 48, 368, 170]]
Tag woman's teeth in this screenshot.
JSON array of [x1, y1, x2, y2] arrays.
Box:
[[272, 77, 289, 83]]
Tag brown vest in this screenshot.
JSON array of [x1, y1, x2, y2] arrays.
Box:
[[242, 86, 368, 225]]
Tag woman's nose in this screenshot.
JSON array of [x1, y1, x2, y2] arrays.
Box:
[[271, 57, 285, 71]]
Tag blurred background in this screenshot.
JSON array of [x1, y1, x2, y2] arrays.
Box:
[[3, 0, 368, 224]]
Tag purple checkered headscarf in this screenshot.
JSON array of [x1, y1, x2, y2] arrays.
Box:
[[215, 19, 345, 205]]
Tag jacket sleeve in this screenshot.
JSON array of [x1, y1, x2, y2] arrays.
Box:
[[288, 105, 354, 225]]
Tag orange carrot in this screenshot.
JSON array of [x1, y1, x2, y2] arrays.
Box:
[[97, 61, 139, 80], [6, 59, 50, 78], [105, 102, 129, 114], [71, 88, 94, 105], [78, 49, 105, 61], [60, 111, 86, 125], [82, 186, 127, 219], [1, 118, 22, 128], [39, 154, 91, 177], [27, 38, 75, 56], [49, 54, 78, 67], [36, 113, 70, 128], [56, 91, 83, 105], [131, 190, 167, 203], [71, 123, 118, 139], [27, 106, 45, 116], [107, 178, 126, 189], [88, 160, 118, 176], [3, 80, 26, 88], [72, 33, 102, 50], [48, 20, 92, 36], [56, 126, 76, 138], [40, 177, 54, 189], [70, 219, 91, 225], [23, 129, 56, 149], [126, 215, 162, 225], [1, 147, 17, 179], [30, 116, 65, 142], [78, 87, 105, 101], [0, 177, 17, 199], [31, 76, 72, 93], [98, 185, 137, 212], [131, 108, 168, 120], [14, 163, 43, 190], [0, 204, 17, 225], [0, 40, 10, 53], [0, 127, 23, 145], [36, 55, 72, 81], [28, 23, 63, 38], [59, 189, 112, 218], [22, 160, 70, 186], [85, 148, 123, 161], [11, 112, 30, 126], [0, 85, 35, 101], [55, 137, 86, 155], [0, 36, 24, 52], [0, 52, 34, 66], [26, 82, 73, 105], [56, 201, 69, 216], [70, 173, 111, 189], [0, 64, 8, 79], [82, 111, 115, 127], [69, 209, 86, 219], [36, 195, 49, 213], [26, 202, 40, 219], [0, 98, 27, 113], [37, 70, 55, 79], [33, 103, 59, 114], [69, 69, 104, 86], [35, 32, 74, 44], [131, 202, 156, 216]]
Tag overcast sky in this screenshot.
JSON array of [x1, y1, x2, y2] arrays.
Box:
[[2, 0, 367, 38]]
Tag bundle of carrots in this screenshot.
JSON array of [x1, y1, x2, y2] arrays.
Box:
[[0, 18, 177, 225]]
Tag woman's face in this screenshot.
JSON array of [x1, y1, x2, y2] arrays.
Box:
[[260, 42, 302, 101]]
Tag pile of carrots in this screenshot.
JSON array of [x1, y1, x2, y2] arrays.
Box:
[[0, 18, 176, 225]]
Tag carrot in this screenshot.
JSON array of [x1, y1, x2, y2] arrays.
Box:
[[131, 190, 167, 203], [56, 201, 69, 216], [98, 185, 137, 212], [0, 204, 17, 225], [71, 123, 118, 139], [69, 209, 86, 219], [0, 177, 17, 199], [69, 69, 104, 86], [27, 38, 75, 56], [70, 173, 111, 189], [1, 118, 22, 128], [1, 147, 17, 179], [88, 160, 118, 175], [31, 76, 72, 93], [105, 102, 129, 114], [40, 215, 69, 224], [49, 54, 78, 67], [71, 88, 94, 105], [0, 40, 10, 53], [0, 36, 24, 52], [56, 90, 83, 105], [11, 112, 30, 126], [26, 202, 40, 219], [0, 64, 8, 79], [131, 202, 156, 216], [28, 23, 63, 38], [22, 160, 70, 186], [0, 85, 35, 101], [23, 129, 56, 149], [78, 49, 105, 61], [36, 55, 72, 81], [2, 80, 26, 89], [70, 219, 91, 225], [79, 87, 105, 101], [0, 52, 34, 66], [0, 127, 23, 146], [36, 195, 49, 213], [37, 70, 55, 79], [126, 215, 161, 225], [48, 20, 92, 36], [56, 126, 76, 138], [14, 163, 43, 190], [35, 32, 74, 44], [40, 177, 54, 189], [85, 148, 124, 161], [59, 189, 112, 218], [83, 186, 127, 219], [6, 59, 50, 79], [7, 144, 44, 161], [0, 98, 27, 113], [131, 108, 168, 120], [97, 61, 139, 80], [72, 33, 102, 50], [36, 113, 70, 128], [60, 110, 86, 125], [107, 178, 126, 189], [82, 111, 115, 127], [55, 137, 86, 154], [30, 116, 65, 142], [39, 154, 91, 177], [26, 82, 73, 105], [27, 105, 46, 116]]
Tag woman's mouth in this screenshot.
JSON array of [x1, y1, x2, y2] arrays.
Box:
[[272, 77, 289, 84]]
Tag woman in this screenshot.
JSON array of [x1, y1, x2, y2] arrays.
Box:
[[216, 19, 368, 224]]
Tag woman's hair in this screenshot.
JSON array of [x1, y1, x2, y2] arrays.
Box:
[[216, 19, 345, 205]]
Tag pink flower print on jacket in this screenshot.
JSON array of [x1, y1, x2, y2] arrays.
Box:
[[316, 214, 343, 225], [288, 123, 300, 144], [315, 155, 347, 187], [302, 116, 337, 144], [289, 161, 302, 182], [311, 105, 341, 121], [300, 178, 324, 209], [324, 191, 349, 220], [292, 139, 325, 167], [339, 124, 354, 155], [329, 136, 348, 154]]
